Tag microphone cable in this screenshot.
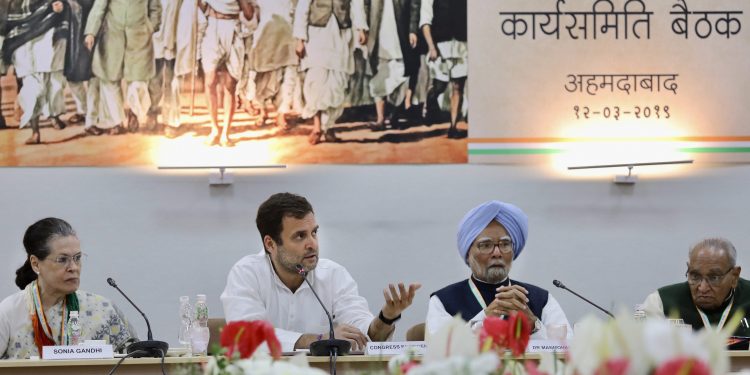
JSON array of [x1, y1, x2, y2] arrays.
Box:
[[107, 350, 147, 375], [106, 348, 167, 375]]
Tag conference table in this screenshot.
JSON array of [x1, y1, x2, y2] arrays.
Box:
[[1, 351, 750, 374]]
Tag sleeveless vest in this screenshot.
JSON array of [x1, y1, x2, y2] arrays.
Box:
[[308, 0, 351, 29], [432, 277, 548, 322]]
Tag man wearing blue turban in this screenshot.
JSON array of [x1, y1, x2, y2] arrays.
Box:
[[425, 201, 572, 339]]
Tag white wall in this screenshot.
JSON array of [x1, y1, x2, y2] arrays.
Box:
[[1, 163, 747, 346]]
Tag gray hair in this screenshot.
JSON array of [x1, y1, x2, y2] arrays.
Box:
[[689, 238, 737, 266]]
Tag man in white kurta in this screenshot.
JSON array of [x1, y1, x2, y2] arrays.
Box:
[[293, 0, 368, 144], [5, 0, 67, 144], [223, 252, 375, 352], [221, 192, 420, 352]]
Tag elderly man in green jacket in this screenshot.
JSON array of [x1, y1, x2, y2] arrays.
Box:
[[83, 0, 161, 134]]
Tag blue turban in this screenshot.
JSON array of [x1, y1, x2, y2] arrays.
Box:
[[457, 201, 529, 264]]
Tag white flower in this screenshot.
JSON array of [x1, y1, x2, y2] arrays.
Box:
[[424, 316, 478, 364], [567, 312, 731, 375]]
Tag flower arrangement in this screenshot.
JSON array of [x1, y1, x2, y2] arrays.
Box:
[[389, 312, 537, 375], [203, 320, 327, 375], [389, 311, 735, 375]]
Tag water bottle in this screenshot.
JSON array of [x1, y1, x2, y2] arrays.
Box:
[[68, 311, 81, 345], [191, 294, 209, 355], [178, 296, 193, 349]]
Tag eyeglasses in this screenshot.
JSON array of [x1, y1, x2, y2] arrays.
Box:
[[46, 253, 87, 267], [474, 238, 513, 254], [685, 266, 734, 287]]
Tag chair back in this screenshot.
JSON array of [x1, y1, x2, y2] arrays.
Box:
[[406, 323, 425, 341], [207, 317, 226, 355]]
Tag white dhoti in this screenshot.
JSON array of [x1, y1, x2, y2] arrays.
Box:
[[67, 81, 88, 115], [302, 67, 348, 130], [13, 29, 66, 127], [45, 71, 67, 118], [429, 40, 468, 82], [368, 58, 407, 105], [98, 80, 151, 128], [201, 17, 244, 80]]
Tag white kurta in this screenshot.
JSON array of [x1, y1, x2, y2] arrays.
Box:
[[174, 0, 207, 77], [293, 0, 367, 123], [425, 289, 574, 341], [378, 0, 402, 60], [221, 252, 376, 352], [153, 0, 182, 60], [369, 0, 407, 101], [641, 291, 666, 317], [293, 0, 367, 74]]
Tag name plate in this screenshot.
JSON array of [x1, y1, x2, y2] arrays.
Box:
[[365, 341, 427, 356], [526, 340, 568, 353], [42, 344, 114, 359]]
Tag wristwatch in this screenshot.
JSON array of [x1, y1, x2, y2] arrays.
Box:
[[379, 310, 401, 325], [532, 318, 542, 334]]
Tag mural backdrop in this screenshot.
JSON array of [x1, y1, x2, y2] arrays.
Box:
[[0, 0, 468, 165]]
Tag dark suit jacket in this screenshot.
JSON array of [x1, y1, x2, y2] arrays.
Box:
[[365, 0, 420, 77]]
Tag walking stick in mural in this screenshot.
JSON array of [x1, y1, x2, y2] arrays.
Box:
[[189, 0, 199, 116]]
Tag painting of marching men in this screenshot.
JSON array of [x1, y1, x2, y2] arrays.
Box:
[[0, 0, 468, 164], [1, 0, 69, 144], [83, 0, 161, 135]]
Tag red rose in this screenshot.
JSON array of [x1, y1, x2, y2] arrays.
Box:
[[220, 320, 282, 359]]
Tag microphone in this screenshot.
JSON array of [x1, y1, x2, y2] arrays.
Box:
[[553, 279, 614, 318], [295, 264, 350, 357], [107, 277, 169, 357]]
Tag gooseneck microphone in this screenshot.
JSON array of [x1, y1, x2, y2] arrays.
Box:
[[553, 279, 614, 318], [107, 278, 169, 357], [295, 264, 351, 360]]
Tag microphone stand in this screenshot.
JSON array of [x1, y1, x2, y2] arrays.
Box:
[[295, 265, 350, 375], [107, 278, 169, 358], [553, 279, 614, 318]]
